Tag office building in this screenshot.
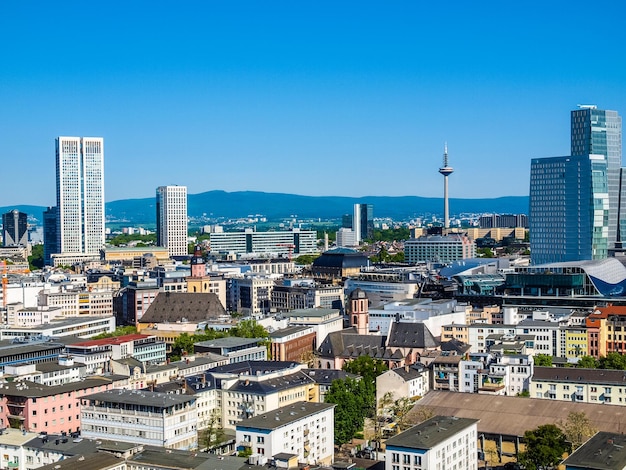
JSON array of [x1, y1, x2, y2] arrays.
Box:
[[209, 228, 317, 257], [530, 154, 609, 264], [55, 137, 105, 255], [353, 203, 373, 243], [571, 106, 622, 249], [2, 210, 28, 247], [335, 227, 357, 247], [156, 185, 188, 257], [478, 213, 528, 229], [404, 233, 475, 264], [43, 207, 58, 266], [81, 389, 198, 450]]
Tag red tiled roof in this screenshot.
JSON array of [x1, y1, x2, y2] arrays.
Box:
[[72, 334, 150, 347]]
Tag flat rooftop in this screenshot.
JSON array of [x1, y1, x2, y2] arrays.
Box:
[[236, 401, 335, 431]]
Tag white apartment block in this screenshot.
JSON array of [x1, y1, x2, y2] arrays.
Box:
[[0, 316, 115, 341], [467, 324, 516, 353], [56, 136, 105, 255], [236, 402, 335, 466], [81, 389, 198, 450], [38, 288, 113, 317], [156, 185, 188, 257], [385, 416, 479, 470]]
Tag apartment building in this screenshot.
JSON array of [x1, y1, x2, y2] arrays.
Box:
[[236, 402, 335, 466], [530, 366, 626, 405], [385, 416, 479, 470]]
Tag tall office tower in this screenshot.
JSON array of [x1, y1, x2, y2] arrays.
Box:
[[43, 206, 58, 266], [529, 154, 609, 265], [438, 143, 454, 229], [571, 106, 622, 248], [55, 137, 105, 254], [2, 210, 28, 246], [156, 186, 188, 257], [352, 203, 373, 243]]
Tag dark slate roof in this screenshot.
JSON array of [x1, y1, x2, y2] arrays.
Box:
[[386, 322, 440, 349], [128, 445, 246, 470], [236, 402, 335, 431], [140, 292, 226, 323], [225, 370, 315, 394], [302, 368, 359, 385], [34, 452, 121, 470], [312, 250, 369, 268], [441, 338, 471, 355], [0, 377, 113, 398], [532, 366, 626, 385], [385, 416, 478, 450], [85, 389, 195, 407], [389, 364, 427, 381], [562, 432, 626, 470], [317, 329, 404, 361], [209, 360, 301, 376]]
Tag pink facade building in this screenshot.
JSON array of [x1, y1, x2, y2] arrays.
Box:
[[0, 377, 114, 434]]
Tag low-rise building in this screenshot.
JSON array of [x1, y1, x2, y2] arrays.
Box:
[[194, 337, 267, 364], [269, 326, 316, 362], [376, 364, 430, 407], [0, 377, 115, 434], [385, 416, 479, 470], [563, 431, 626, 470], [81, 389, 198, 450], [530, 366, 626, 405], [65, 334, 166, 374], [0, 316, 116, 342], [235, 401, 335, 466]]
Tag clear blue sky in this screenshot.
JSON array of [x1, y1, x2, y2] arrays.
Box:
[[2, 1, 626, 206]]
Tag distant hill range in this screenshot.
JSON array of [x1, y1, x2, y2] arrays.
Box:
[[2, 191, 530, 225]]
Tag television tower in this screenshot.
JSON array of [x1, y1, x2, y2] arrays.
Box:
[[438, 143, 454, 229]]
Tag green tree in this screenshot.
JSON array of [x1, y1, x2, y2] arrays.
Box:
[[476, 247, 494, 258], [171, 333, 196, 359], [390, 397, 415, 433], [599, 352, 626, 370], [28, 244, 44, 270], [200, 409, 227, 452], [92, 325, 137, 339], [294, 254, 320, 265], [559, 411, 597, 451], [518, 424, 569, 470], [533, 354, 553, 367], [342, 356, 388, 383], [325, 377, 374, 445], [577, 355, 599, 369], [229, 319, 269, 339]]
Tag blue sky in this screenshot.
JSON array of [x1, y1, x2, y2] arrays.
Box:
[[1, 1, 626, 206]]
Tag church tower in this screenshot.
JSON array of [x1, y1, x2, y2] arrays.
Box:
[[190, 245, 205, 278], [349, 288, 369, 335]]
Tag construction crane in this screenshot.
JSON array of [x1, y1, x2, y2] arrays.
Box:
[[276, 244, 296, 261]]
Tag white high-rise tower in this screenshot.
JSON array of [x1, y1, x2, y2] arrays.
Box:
[[438, 143, 454, 229], [156, 185, 188, 257], [55, 136, 105, 255]]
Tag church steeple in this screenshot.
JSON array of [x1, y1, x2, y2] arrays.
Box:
[[190, 245, 205, 278], [349, 288, 369, 335]]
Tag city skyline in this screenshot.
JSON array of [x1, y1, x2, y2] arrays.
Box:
[[1, 2, 626, 206]]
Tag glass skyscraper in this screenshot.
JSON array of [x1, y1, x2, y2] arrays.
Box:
[[530, 154, 609, 265], [571, 106, 622, 249], [156, 185, 188, 257], [530, 106, 621, 265], [55, 137, 105, 255]]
